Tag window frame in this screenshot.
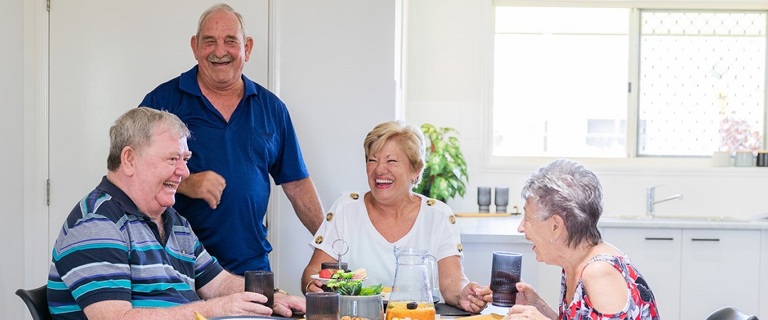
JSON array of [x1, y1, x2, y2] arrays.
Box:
[[485, 0, 768, 173]]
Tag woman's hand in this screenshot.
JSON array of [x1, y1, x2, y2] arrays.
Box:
[[503, 282, 557, 320], [504, 304, 550, 320], [301, 249, 337, 294], [304, 279, 325, 293], [512, 281, 543, 306], [457, 282, 491, 313]]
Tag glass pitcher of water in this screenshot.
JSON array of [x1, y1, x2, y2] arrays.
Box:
[[386, 247, 437, 320]]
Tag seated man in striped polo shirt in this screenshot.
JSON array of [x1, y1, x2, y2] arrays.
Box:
[[47, 107, 305, 320]]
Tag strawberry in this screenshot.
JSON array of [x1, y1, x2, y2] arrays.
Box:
[[319, 269, 333, 279]]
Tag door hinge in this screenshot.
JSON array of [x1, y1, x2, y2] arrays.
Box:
[[46, 0, 50, 12], [46, 179, 50, 206]]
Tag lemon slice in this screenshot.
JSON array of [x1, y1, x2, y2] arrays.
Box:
[[193, 311, 208, 320]]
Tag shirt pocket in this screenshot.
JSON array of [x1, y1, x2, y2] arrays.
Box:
[[250, 129, 277, 166]]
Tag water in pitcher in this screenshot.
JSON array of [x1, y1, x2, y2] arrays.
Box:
[[386, 247, 437, 320]]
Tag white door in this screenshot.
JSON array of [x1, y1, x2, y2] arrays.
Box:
[[48, 0, 269, 250]]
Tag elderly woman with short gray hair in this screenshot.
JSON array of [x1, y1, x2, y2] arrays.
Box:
[[504, 159, 660, 320]]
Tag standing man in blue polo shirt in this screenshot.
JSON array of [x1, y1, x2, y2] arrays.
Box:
[[140, 3, 324, 275], [47, 107, 305, 320]]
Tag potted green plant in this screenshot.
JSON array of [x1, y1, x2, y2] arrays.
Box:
[[413, 124, 469, 203]]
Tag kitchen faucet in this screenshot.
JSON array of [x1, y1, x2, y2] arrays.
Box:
[[646, 186, 683, 217]]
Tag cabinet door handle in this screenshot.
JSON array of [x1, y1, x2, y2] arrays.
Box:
[[690, 238, 720, 242], [644, 237, 674, 241]]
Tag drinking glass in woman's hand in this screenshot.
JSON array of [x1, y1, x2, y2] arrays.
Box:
[[489, 251, 522, 307]]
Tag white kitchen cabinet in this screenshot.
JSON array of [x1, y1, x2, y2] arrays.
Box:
[[761, 230, 768, 320], [679, 229, 761, 320], [602, 228, 682, 319], [603, 227, 761, 320]]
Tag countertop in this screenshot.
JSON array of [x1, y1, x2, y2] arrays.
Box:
[[456, 213, 768, 243], [598, 215, 768, 230], [456, 215, 527, 243]]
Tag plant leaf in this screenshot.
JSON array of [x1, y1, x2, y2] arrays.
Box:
[[414, 123, 469, 202], [359, 284, 383, 296]]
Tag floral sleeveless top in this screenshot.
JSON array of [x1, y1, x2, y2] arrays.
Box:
[[559, 254, 660, 320]]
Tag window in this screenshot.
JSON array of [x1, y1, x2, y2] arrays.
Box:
[[492, 4, 766, 159], [639, 10, 766, 156]]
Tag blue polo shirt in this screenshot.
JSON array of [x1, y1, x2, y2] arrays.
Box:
[[140, 66, 309, 274], [47, 177, 224, 320]]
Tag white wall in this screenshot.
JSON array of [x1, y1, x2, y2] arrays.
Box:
[[2, 0, 33, 318], [5, 0, 398, 318], [270, 0, 398, 294], [404, 0, 768, 219]]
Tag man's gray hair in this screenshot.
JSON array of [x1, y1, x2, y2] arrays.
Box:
[[196, 3, 248, 39], [107, 107, 190, 171]]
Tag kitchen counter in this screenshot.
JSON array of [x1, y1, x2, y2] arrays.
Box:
[[456, 214, 768, 241], [598, 215, 768, 230], [456, 215, 528, 244]]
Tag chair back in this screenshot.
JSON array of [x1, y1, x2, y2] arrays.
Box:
[[706, 306, 759, 320], [15, 285, 53, 320]]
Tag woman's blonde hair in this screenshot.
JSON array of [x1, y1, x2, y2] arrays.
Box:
[[363, 121, 426, 185]]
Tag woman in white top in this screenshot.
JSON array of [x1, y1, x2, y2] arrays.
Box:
[[301, 121, 489, 313]]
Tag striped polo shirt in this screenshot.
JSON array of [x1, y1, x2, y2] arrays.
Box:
[[47, 176, 224, 320]]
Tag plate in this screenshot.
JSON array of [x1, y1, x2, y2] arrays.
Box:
[[309, 274, 333, 284], [310, 274, 366, 284]]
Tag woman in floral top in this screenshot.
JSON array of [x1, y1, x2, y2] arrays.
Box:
[[502, 159, 659, 320]]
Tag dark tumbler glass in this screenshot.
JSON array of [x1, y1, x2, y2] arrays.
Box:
[[490, 251, 522, 307]]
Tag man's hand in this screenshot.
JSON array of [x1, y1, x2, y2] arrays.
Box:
[[272, 292, 306, 317], [177, 171, 226, 209], [203, 292, 273, 317], [82, 292, 271, 319]]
